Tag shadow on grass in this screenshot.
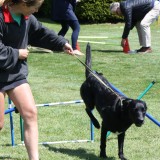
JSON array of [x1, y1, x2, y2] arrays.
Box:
[[43, 144, 116, 160], [0, 156, 22, 160], [92, 49, 123, 53]]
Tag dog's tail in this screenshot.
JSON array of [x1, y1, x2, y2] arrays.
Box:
[[85, 43, 91, 78]]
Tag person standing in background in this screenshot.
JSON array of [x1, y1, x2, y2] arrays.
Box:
[[110, 0, 160, 53], [52, 0, 84, 56]]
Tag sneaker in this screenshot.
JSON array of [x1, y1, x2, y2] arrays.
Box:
[[137, 47, 152, 53], [73, 49, 84, 56]]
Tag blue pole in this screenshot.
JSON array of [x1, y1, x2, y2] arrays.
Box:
[[5, 107, 15, 114], [20, 116, 24, 144], [90, 111, 94, 141], [146, 113, 160, 127], [90, 120, 94, 142], [8, 98, 15, 146], [109, 81, 160, 127], [137, 81, 156, 100]]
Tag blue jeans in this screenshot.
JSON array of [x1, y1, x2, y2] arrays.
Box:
[[58, 20, 80, 50]]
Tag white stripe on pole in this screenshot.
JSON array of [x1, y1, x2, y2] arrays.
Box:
[[78, 40, 106, 44], [36, 100, 84, 107], [38, 140, 93, 145], [79, 36, 109, 39], [17, 140, 93, 146], [78, 40, 120, 46]]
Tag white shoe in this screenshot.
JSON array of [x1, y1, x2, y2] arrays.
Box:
[[73, 50, 84, 56]]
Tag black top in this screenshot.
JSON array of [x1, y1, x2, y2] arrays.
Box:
[[52, 0, 77, 21], [120, 0, 154, 38], [0, 6, 67, 83]]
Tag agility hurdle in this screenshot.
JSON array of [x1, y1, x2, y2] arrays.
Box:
[[5, 99, 94, 146], [19, 99, 94, 146], [5, 81, 160, 146]]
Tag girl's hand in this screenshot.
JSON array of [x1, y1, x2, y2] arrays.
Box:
[[63, 43, 74, 55], [0, 0, 5, 6], [19, 49, 29, 60]]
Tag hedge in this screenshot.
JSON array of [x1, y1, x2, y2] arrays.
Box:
[[36, 0, 123, 24]]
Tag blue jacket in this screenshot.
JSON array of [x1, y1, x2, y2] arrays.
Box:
[[0, 6, 67, 83], [120, 0, 154, 38], [52, 0, 77, 21]]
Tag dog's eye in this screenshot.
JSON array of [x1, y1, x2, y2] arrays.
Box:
[[142, 108, 147, 112], [133, 108, 138, 111]]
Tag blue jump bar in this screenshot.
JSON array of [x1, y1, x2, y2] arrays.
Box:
[[5, 107, 15, 114]]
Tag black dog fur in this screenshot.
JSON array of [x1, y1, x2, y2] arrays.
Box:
[[80, 43, 147, 160]]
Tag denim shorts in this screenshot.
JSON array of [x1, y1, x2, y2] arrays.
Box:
[[0, 79, 27, 92]]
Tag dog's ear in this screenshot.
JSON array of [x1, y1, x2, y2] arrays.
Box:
[[140, 100, 147, 111], [122, 99, 132, 106]]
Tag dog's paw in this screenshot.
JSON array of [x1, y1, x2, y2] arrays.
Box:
[[94, 121, 100, 129], [119, 154, 127, 160], [100, 152, 107, 158], [120, 158, 127, 160]]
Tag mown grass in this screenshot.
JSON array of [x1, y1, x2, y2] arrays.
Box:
[[0, 19, 160, 160]]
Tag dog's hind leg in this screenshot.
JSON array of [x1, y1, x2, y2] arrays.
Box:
[[100, 122, 108, 158], [118, 132, 127, 160], [85, 108, 100, 129]]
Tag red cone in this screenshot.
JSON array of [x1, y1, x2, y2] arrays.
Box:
[[123, 38, 130, 53]]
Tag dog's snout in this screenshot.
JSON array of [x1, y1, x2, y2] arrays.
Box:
[[135, 118, 144, 127]]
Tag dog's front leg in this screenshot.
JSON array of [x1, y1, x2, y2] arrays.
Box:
[[100, 122, 107, 158], [85, 108, 100, 129], [118, 132, 127, 160]]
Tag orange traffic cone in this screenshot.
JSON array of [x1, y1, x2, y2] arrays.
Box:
[[123, 38, 130, 53], [76, 42, 80, 51]]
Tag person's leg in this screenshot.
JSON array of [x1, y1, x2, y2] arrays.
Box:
[[0, 92, 5, 130], [68, 20, 80, 50], [136, 21, 143, 46], [7, 83, 38, 160], [58, 21, 69, 37], [140, 1, 160, 47]]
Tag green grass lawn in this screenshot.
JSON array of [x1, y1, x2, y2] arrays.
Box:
[[0, 19, 160, 160]]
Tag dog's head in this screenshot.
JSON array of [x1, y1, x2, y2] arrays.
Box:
[[124, 99, 147, 127]]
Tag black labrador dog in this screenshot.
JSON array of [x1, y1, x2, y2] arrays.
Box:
[[80, 43, 147, 160]]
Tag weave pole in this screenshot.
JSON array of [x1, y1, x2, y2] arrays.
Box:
[[109, 81, 160, 127]]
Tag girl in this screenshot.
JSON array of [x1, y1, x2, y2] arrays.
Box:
[[0, 0, 73, 159]]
